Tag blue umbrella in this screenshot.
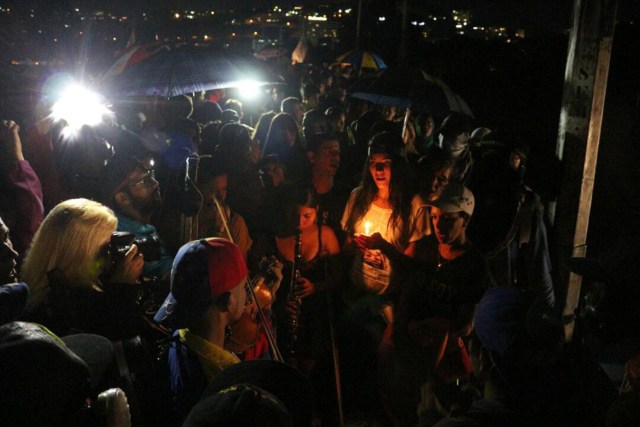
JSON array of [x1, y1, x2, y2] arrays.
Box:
[[351, 67, 473, 119], [103, 44, 283, 98]]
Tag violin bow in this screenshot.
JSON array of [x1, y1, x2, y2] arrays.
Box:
[[212, 195, 234, 243], [246, 271, 284, 363], [216, 211, 284, 363]]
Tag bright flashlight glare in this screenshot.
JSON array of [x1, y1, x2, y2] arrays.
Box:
[[237, 80, 261, 100], [51, 84, 111, 130]]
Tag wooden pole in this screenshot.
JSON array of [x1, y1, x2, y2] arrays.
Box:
[[356, 0, 363, 49], [399, 0, 409, 66], [552, 0, 618, 342]]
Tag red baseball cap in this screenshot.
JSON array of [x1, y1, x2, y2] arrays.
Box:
[[154, 238, 248, 326]]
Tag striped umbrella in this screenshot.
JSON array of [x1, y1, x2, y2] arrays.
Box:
[[333, 49, 387, 70]]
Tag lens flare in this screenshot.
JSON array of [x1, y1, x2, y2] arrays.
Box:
[[50, 84, 112, 130], [237, 79, 261, 100]]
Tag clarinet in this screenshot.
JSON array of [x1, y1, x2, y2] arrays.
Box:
[[286, 230, 303, 363]]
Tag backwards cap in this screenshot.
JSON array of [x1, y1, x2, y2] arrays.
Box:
[[154, 238, 248, 326]]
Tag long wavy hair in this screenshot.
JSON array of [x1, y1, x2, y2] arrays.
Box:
[[344, 132, 416, 249], [216, 122, 254, 172], [262, 112, 303, 160], [22, 198, 117, 310], [252, 111, 276, 151]]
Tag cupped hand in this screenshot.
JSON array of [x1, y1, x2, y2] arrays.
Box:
[[353, 232, 391, 252]]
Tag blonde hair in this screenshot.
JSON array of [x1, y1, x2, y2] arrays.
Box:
[[23, 198, 117, 310]]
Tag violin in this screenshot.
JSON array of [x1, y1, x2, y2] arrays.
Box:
[[226, 256, 283, 355]]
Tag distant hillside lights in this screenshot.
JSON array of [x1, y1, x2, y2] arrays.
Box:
[[173, 10, 216, 20], [308, 14, 328, 22], [452, 9, 471, 25]]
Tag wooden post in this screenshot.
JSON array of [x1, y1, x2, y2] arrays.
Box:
[[356, 0, 363, 49], [553, 0, 618, 342], [399, 0, 409, 66]]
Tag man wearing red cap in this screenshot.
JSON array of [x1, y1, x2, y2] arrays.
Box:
[[154, 237, 249, 424]]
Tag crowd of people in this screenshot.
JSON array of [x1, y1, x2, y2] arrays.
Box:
[[1, 57, 639, 427]]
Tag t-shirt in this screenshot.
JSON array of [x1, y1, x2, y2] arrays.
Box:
[[403, 235, 488, 324], [341, 191, 429, 295], [168, 329, 240, 424]]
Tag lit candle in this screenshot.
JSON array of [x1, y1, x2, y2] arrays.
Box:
[[364, 221, 371, 236]]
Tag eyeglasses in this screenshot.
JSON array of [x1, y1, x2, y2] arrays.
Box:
[[128, 171, 157, 189]]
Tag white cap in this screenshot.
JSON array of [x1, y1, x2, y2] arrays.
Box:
[[428, 183, 475, 216]]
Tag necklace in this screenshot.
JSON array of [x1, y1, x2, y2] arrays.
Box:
[[437, 253, 449, 269]]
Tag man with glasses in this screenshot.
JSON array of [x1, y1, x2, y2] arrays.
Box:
[[102, 152, 173, 280]]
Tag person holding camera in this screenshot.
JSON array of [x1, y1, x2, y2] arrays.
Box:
[[21, 198, 145, 340]]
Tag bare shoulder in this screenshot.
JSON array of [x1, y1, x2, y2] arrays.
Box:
[[320, 225, 340, 253]]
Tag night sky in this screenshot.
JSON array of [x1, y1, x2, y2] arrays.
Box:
[[4, 0, 637, 34]]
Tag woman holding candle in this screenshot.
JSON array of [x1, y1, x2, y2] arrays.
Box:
[[341, 131, 429, 300], [338, 131, 429, 420]]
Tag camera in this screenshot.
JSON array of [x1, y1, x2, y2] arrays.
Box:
[[108, 231, 164, 269]]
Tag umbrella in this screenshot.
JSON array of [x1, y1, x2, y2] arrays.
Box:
[[102, 44, 283, 98], [101, 43, 171, 81], [253, 45, 289, 61], [332, 49, 387, 70], [350, 67, 473, 119]]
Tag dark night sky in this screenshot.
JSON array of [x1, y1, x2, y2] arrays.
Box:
[[425, 0, 639, 32], [4, 0, 638, 33], [6, 0, 638, 32]]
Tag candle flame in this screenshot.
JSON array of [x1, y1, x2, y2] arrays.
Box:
[[364, 221, 371, 236]]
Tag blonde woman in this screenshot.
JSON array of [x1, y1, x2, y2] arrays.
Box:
[[22, 198, 144, 339]]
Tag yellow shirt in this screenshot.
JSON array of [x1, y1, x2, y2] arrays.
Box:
[[178, 328, 240, 382]]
